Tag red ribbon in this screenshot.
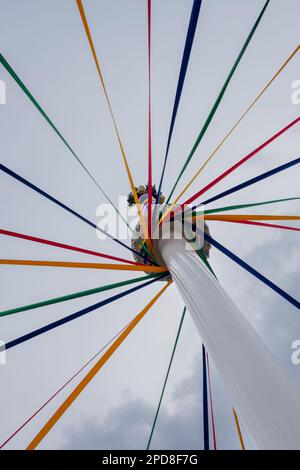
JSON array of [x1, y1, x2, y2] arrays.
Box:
[[0, 229, 139, 265], [147, 0, 153, 240]]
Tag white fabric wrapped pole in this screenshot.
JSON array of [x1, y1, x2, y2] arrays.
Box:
[[159, 237, 300, 450]]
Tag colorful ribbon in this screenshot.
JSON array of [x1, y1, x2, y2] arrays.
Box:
[[0, 162, 149, 262], [2, 274, 168, 353], [160, 119, 300, 227], [0, 274, 162, 318], [0, 228, 139, 265], [168, 45, 300, 205], [0, 259, 165, 272], [203, 157, 300, 206], [26, 280, 172, 449], [184, 117, 300, 205], [0, 318, 134, 449]]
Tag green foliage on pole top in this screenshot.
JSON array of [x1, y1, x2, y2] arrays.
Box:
[[127, 184, 165, 206]]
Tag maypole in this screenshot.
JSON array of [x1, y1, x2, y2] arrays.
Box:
[[1, 0, 299, 452]]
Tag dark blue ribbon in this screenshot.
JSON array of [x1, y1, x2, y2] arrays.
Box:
[[0, 162, 147, 261], [156, 0, 202, 203], [203, 157, 300, 206], [202, 344, 210, 450], [205, 233, 300, 310]]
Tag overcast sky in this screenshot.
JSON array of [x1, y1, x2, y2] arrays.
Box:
[[0, 0, 299, 450]]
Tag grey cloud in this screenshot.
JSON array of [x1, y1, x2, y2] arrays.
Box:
[[60, 355, 239, 450]]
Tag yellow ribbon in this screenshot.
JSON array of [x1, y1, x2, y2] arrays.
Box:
[[76, 0, 153, 253], [232, 408, 245, 450]]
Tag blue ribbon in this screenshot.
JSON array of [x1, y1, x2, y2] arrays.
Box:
[[156, 0, 202, 203]]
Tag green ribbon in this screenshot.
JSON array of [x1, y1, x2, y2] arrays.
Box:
[[146, 307, 186, 450], [201, 196, 300, 215], [0, 273, 164, 318], [0, 52, 136, 237]]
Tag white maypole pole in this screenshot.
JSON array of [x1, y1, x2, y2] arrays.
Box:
[[158, 236, 300, 450]]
